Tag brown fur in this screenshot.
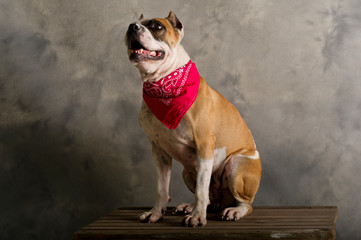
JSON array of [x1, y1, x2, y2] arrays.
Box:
[[154, 18, 180, 48], [184, 77, 261, 208], [185, 77, 257, 159]]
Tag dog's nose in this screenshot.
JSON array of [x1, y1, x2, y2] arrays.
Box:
[[128, 23, 141, 32], [133, 23, 141, 31]]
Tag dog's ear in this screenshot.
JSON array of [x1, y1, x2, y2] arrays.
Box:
[[139, 13, 144, 20], [167, 11, 183, 30]]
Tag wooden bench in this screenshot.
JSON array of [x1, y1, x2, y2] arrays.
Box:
[[74, 206, 337, 240]]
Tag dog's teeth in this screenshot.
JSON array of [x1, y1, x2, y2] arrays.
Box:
[[132, 48, 159, 57], [135, 49, 144, 54]]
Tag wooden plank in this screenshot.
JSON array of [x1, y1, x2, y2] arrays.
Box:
[[74, 206, 337, 240], [74, 230, 334, 240]]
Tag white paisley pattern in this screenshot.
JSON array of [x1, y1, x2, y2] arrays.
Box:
[[143, 62, 192, 106]]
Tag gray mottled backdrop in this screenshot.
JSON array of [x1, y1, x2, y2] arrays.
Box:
[[1, 0, 360, 239]]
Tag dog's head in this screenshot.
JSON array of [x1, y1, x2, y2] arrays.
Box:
[[125, 11, 185, 78]]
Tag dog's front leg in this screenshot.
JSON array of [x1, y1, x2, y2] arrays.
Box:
[[183, 134, 215, 227], [138, 144, 172, 223]]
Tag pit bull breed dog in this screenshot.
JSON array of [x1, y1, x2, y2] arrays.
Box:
[[125, 11, 261, 227]]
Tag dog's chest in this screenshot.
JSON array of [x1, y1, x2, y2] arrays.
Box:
[[138, 102, 197, 166]]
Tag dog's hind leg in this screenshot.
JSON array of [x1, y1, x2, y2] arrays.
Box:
[[173, 169, 196, 215], [220, 150, 261, 221]]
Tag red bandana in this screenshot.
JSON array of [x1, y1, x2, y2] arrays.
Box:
[[143, 60, 200, 129]]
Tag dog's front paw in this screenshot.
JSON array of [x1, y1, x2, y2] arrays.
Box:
[[182, 212, 207, 227], [138, 210, 164, 223]]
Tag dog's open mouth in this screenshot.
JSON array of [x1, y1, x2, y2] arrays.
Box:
[[128, 39, 165, 62]]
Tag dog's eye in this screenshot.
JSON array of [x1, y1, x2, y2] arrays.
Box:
[[149, 21, 163, 31]]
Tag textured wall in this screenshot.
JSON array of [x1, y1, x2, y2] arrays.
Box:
[[1, 0, 360, 239]]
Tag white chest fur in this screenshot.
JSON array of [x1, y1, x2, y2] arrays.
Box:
[[139, 101, 196, 164]]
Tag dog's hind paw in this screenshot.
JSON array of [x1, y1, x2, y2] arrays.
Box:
[[220, 203, 252, 221], [173, 203, 194, 215], [138, 210, 163, 223]]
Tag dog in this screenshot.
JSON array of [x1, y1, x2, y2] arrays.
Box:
[[125, 11, 261, 227]]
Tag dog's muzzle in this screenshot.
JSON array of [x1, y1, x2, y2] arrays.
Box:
[[126, 23, 165, 62]]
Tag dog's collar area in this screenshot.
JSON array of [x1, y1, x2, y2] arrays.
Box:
[[142, 60, 200, 129]]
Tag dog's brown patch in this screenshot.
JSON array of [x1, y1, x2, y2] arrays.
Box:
[[154, 18, 180, 48]]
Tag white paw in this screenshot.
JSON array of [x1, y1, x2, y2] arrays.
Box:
[[183, 212, 207, 227], [173, 203, 194, 215], [138, 210, 164, 223], [220, 205, 250, 221]]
